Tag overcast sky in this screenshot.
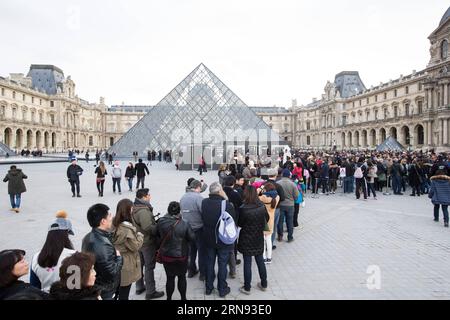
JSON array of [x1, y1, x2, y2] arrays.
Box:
[[1, 0, 448, 107]]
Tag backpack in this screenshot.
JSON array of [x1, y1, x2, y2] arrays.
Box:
[[354, 166, 363, 179], [216, 200, 239, 245]]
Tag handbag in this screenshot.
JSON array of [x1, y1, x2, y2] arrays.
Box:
[[156, 219, 180, 264]]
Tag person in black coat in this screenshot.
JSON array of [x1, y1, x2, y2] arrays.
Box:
[[156, 202, 195, 300], [0, 249, 48, 300], [409, 160, 422, 196], [81, 204, 123, 300], [67, 159, 83, 197], [135, 159, 150, 189], [125, 162, 136, 192], [200, 182, 236, 298], [237, 186, 269, 295], [222, 175, 242, 277]]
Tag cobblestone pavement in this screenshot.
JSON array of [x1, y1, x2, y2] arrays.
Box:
[[1, 161, 449, 300]]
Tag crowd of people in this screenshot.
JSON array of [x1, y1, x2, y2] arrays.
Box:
[[1, 148, 449, 300]]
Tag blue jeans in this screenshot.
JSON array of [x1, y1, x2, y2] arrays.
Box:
[[277, 206, 294, 241], [205, 246, 230, 295], [127, 177, 133, 191], [421, 180, 430, 193], [112, 178, 121, 193], [243, 255, 267, 291], [189, 229, 206, 277], [10, 194, 21, 208], [271, 208, 281, 244]]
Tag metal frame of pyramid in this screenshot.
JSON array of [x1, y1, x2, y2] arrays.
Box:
[[108, 63, 285, 166], [376, 136, 406, 152], [0, 142, 15, 156]]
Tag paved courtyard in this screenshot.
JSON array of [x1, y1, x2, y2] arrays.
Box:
[[1, 160, 449, 300]]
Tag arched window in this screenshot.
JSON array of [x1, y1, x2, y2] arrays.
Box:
[[442, 39, 449, 60]]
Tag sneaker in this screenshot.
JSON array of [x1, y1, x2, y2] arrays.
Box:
[[145, 291, 164, 300], [205, 288, 213, 295], [229, 272, 236, 279], [265, 258, 272, 264], [434, 218, 439, 222], [188, 270, 199, 278], [239, 286, 251, 295], [257, 282, 267, 292], [272, 245, 277, 250], [219, 287, 231, 298], [77, 194, 82, 198], [287, 238, 294, 243]]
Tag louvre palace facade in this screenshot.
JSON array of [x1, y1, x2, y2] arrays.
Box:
[[1, 7, 450, 154]]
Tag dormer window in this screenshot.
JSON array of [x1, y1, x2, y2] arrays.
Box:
[[442, 40, 448, 60]]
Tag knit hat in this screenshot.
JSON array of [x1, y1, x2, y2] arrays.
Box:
[[49, 210, 74, 235], [282, 169, 291, 177]]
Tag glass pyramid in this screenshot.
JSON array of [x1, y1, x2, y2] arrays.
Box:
[[108, 63, 284, 164]]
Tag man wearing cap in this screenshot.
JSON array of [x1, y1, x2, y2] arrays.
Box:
[[277, 169, 299, 243], [66, 158, 83, 198], [180, 178, 208, 279]]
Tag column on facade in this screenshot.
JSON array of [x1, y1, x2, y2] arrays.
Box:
[[444, 118, 449, 145], [428, 121, 433, 146], [443, 84, 448, 107]]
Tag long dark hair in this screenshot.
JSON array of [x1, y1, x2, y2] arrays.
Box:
[[0, 249, 25, 287], [113, 198, 134, 228], [243, 185, 259, 205], [37, 231, 74, 268]]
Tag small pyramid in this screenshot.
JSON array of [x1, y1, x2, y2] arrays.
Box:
[[376, 136, 405, 152]]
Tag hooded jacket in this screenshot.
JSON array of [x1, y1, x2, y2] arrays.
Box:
[[3, 168, 27, 195], [112, 222, 143, 286], [132, 198, 157, 247], [429, 175, 450, 205]]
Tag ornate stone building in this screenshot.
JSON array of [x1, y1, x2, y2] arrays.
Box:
[[284, 7, 450, 152], [0, 65, 107, 152], [1, 8, 449, 153]]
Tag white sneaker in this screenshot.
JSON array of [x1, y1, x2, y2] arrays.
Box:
[[265, 259, 272, 264]]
